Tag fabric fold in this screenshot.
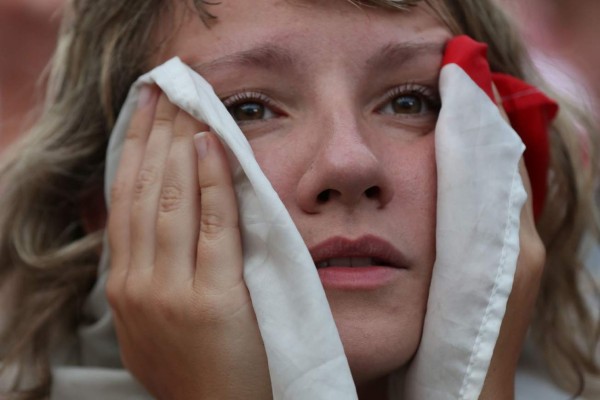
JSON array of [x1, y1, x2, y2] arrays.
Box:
[[403, 36, 528, 399]]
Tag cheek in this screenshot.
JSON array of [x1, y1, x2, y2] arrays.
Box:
[[249, 136, 311, 204], [389, 135, 437, 191], [386, 135, 437, 241]]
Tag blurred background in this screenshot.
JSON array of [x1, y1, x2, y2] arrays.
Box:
[[499, 0, 600, 122], [0, 0, 63, 155]]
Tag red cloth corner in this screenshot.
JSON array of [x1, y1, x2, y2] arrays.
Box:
[[443, 35, 559, 220]]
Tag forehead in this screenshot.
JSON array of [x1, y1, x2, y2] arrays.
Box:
[[158, 0, 450, 67]]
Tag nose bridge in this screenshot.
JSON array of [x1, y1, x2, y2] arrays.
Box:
[[313, 77, 371, 161], [319, 110, 376, 176], [296, 98, 394, 212]]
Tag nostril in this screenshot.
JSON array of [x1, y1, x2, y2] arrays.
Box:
[[317, 189, 331, 203], [365, 186, 380, 199]]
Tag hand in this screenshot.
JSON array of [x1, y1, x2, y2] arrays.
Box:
[[479, 88, 546, 399], [105, 86, 272, 400]]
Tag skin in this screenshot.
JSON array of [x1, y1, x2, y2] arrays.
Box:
[[105, 1, 545, 399]]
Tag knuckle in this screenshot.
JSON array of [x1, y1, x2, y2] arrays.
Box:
[[528, 237, 546, 272], [122, 280, 147, 311], [152, 118, 172, 135], [200, 209, 229, 240], [124, 126, 145, 143], [134, 166, 159, 198], [159, 181, 185, 213], [518, 235, 546, 282], [531, 238, 546, 266]]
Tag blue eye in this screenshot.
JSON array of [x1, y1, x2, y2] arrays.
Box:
[[380, 84, 440, 116], [222, 92, 277, 122]]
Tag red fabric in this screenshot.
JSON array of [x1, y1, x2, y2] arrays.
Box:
[[442, 35, 559, 220], [492, 73, 559, 220], [442, 36, 495, 102]]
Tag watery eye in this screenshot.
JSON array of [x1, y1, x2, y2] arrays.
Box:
[[379, 84, 440, 118], [392, 94, 424, 114], [222, 91, 278, 123], [230, 102, 266, 121]]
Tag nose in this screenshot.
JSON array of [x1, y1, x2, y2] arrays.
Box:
[[296, 115, 394, 213]]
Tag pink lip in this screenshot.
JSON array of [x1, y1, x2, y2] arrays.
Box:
[[309, 235, 408, 290]]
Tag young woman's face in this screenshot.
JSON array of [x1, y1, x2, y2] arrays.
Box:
[[157, 0, 450, 386]]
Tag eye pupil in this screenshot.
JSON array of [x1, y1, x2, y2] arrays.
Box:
[[232, 103, 264, 121], [392, 95, 422, 114]]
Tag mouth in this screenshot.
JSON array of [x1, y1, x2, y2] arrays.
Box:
[[310, 234, 407, 269], [315, 257, 394, 268], [310, 235, 408, 290]]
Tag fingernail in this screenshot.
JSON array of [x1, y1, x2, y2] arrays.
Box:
[[137, 85, 153, 109], [194, 132, 209, 159]]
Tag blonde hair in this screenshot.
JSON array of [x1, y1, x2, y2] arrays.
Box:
[[0, 0, 598, 398]]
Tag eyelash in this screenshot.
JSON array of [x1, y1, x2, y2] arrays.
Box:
[[380, 82, 441, 114], [222, 91, 274, 109]]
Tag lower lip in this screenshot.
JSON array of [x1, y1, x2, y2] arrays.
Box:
[[317, 266, 401, 290]]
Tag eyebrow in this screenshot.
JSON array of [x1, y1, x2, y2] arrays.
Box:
[[191, 43, 298, 75], [367, 41, 445, 71], [190, 40, 445, 76]]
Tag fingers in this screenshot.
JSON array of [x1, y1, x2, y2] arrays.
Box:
[[108, 85, 159, 280], [128, 93, 179, 275], [108, 85, 243, 298], [153, 111, 207, 284], [193, 131, 244, 293]]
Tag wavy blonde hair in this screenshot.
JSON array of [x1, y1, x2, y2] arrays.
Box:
[[0, 0, 598, 399]]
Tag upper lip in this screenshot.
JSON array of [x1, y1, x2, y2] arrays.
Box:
[[309, 235, 409, 269]]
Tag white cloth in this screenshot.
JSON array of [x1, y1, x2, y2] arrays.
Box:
[[402, 64, 526, 399], [51, 57, 526, 399]]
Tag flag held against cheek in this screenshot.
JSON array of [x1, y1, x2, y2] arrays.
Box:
[[402, 35, 557, 399]]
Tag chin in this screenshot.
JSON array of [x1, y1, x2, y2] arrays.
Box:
[[326, 290, 425, 386], [343, 329, 419, 386]]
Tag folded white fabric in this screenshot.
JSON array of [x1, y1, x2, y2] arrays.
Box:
[[402, 62, 526, 399], [51, 45, 526, 399]]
